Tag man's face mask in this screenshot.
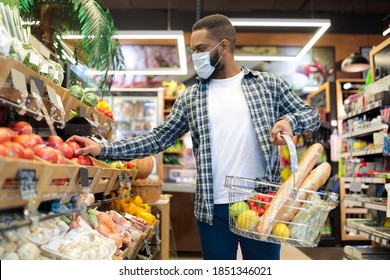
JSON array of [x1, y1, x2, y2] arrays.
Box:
[[192, 41, 224, 79]]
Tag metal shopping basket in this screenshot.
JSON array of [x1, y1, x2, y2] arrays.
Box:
[[224, 135, 338, 247]]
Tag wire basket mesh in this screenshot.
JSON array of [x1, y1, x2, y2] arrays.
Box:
[[225, 175, 338, 247]]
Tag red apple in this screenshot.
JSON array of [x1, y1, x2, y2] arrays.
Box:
[[35, 146, 58, 164], [47, 135, 64, 149], [75, 154, 92, 166], [56, 154, 66, 164], [67, 141, 81, 154], [9, 121, 33, 135], [23, 148, 35, 160], [2, 141, 25, 158], [0, 128, 13, 143], [58, 143, 73, 159], [0, 144, 6, 156]]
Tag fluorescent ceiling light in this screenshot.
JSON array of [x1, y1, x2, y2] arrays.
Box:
[[63, 31, 187, 75], [230, 18, 331, 61]]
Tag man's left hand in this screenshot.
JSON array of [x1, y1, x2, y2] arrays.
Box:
[[270, 119, 293, 146]]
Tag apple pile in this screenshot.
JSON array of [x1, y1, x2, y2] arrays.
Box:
[[46, 135, 94, 166]]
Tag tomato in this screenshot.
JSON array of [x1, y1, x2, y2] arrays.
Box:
[[9, 121, 33, 135], [124, 161, 136, 169], [35, 146, 59, 164], [0, 128, 13, 143], [67, 141, 81, 154], [23, 148, 35, 160], [3, 141, 25, 158], [47, 135, 64, 149], [258, 208, 265, 217], [248, 200, 257, 209], [58, 143, 73, 159], [251, 205, 259, 213]]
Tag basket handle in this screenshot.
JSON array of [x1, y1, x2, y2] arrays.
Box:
[[280, 134, 298, 173]]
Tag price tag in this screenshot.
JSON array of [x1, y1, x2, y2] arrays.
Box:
[[350, 181, 362, 192], [92, 113, 100, 126], [30, 77, 44, 97], [78, 105, 87, 118], [11, 68, 28, 91], [125, 173, 131, 189], [118, 173, 124, 189], [47, 85, 64, 111], [79, 167, 90, 188], [18, 169, 37, 199]]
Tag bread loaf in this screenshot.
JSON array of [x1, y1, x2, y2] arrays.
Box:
[[281, 162, 332, 222], [255, 143, 324, 239]]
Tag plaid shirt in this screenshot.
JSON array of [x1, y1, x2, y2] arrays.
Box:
[[99, 67, 320, 224]]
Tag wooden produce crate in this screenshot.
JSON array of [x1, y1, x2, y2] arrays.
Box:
[[139, 220, 159, 252], [89, 158, 121, 195], [112, 234, 144, 260], [35, 157, 80, 202], [111, 169, 138, 192], [0, 155, 47, 210], [63, 95, 95, 123]]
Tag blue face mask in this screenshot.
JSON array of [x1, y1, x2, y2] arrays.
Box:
[[192, 42, 224, 79]]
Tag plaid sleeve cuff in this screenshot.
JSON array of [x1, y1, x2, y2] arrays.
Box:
[[278, 114, 297, 134], [98, 141, 114, 159]]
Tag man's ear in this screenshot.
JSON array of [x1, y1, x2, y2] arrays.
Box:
[[220, 39, 230, 54]]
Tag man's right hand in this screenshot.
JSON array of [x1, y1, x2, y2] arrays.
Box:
[[66, 135, 102, 157]]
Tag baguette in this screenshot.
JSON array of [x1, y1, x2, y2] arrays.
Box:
[[255, 143, 324, 239], [281, 162, 332, 222]]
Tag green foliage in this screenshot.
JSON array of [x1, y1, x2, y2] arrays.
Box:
[[6, 0, 124, 91]]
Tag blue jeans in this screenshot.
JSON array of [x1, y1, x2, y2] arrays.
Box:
[[196, 204, 281, 260]]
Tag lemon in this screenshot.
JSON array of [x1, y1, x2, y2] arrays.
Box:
[[237, 210, 259, 230], [272, 223, 290, 241], [229, 201, 250, 222]]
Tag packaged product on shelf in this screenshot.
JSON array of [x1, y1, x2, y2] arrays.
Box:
[[20, 46, 43, 73], [38, 59, 55, 81], [0, 24, 11, 57], [48, 60, 64, 86]]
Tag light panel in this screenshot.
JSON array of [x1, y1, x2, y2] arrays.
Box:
[[230, 18, 331, 61], [62, 31, 188, 75]]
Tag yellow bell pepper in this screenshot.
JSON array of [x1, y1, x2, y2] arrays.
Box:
[[135, 206, 146, 216], [140, 203, 149, 212], [132, 195, 143, 207], [123, 202, 138, 215], [138, 211, 156, 225]]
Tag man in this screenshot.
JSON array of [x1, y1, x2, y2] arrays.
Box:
[[68, 14, 320, 260]]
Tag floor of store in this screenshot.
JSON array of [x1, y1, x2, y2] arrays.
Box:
[[171, 246, 345, 260]]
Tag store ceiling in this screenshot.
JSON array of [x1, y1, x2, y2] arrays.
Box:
[[102, 0, 389, 35]]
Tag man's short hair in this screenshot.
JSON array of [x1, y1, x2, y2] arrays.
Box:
[[192, 14, 236, 51]]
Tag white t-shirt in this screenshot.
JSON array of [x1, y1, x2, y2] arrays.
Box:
[[208, 70, 266, 204]]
